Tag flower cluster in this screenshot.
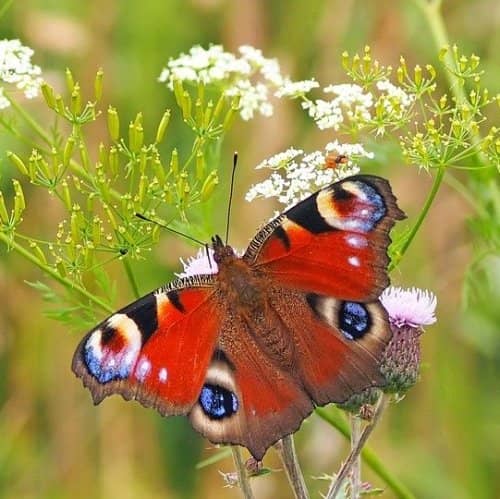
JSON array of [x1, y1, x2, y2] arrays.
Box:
[[159, 45, 285, 120], [245, 142, 372, 209], [299, 80, 415, 132], [0, 39, 43, 109]]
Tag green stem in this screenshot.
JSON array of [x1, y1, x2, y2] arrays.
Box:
[[231, 447, 255, 499], [0, 0, 14, 19], [390, 166, 445, 271], [315, 407, 416, 499], [122, 257, 140, 299], [0, 232, 112, 313], [5, 94, 53, 146]]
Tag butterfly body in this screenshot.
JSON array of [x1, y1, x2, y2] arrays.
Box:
[[72, 175, 404, 460]]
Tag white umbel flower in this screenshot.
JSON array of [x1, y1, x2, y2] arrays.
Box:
[[0, 39, 43, 106]]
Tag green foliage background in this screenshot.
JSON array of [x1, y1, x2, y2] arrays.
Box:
[[0, 1, 498, 498]]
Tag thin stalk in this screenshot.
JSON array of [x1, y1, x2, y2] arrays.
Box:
[[0, 231, 112, 313], [231, 447, 255, 499], [5, 94, 53, 146], [349, 416, 362, 499], [390, 166, 445, 271], [315, 407, 416, 499], [275, 435, 310, 499], [326, 396, 387, 499], [122, 257, 140, 299], [0, 0, 14, 19]]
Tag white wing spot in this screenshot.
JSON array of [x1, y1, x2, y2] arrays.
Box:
[[158, 367, 168, 383], [135, 356, 152, 382], [348, 256, 361, 267], [345, 234, 368, 249]]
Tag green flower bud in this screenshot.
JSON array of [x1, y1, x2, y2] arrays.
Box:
[[107, 106, 120, 142], [94, 68, 104, 101], [65, 68, 75, 92], [7, 151, 28, 176], [41, 82, 56, 109], [12, 180, 25, 222], [155, 110, 171, 144], [71, 83, 82, 115], [0, 191, 9, 223], [170, 149, 179, 174], [63, 137, 76, 166], [200, 171, 218, 201]]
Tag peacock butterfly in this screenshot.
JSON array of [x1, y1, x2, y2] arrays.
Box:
[[72, 174, 405, 460]]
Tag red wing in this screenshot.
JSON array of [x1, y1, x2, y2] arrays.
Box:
[[72, 276, 222, 415], [189, 313, 314, 460], [244, 175, 405, 301]]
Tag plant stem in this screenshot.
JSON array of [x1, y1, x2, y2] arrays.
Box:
[[231, 447, 255, 499], [0, 232, 112, 313], [122, 257, 140, 299], [5, 94, 53, 146], [326, 396, 387, 499], [349, 416, 362, 499], [315, 407, 416, 499], [390, 166, 445, 271], [275, 435, 310, 499], [0, 0, 14, 19]]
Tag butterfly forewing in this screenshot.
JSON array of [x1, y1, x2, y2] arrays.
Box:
[[245, 175, 405, 301], [72, 276, 222, 416]]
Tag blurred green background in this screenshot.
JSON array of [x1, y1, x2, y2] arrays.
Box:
[[0, 1, 499, 498]]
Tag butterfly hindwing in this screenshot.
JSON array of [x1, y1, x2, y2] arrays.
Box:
[[72, 276, 222, 416]]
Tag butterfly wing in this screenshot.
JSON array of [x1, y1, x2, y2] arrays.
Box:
[[242, 175, 404, 407], [72, 275, 222, 416], [245, 175, 405, 301]]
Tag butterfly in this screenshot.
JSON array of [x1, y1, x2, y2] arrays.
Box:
[[72, 174, 404, 460]]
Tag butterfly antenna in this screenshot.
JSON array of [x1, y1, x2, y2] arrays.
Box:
[[135, 213, 205, 246], [225, 152, 238, 245]]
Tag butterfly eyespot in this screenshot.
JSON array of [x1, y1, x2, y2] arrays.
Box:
[[84, 314, 142, 383], [199, 384, 239, 420], [339, 302, 371, 340]]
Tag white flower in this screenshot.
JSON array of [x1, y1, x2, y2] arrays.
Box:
[[325, 140, 375, 159], [255, 147, 303, 170], [246, 142, 369, 208], [302, 83, 373, 131], [275, 78, 319, 98], [376, 79, 414, 110], [0, 39, 43, 107], [380, 286, 437, 328], [159, 44, 287, 121]]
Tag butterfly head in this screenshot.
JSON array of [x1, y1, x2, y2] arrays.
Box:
[[211, 235, 235, 264]]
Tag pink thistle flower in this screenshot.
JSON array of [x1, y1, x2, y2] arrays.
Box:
[[380, 286, 437, 328], [379, 286, 437, 394]]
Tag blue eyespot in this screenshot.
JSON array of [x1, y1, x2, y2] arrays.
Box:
[[339, 302, 371, 340], [199, 384, 238, 420], [84, 344, 130, 383]]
